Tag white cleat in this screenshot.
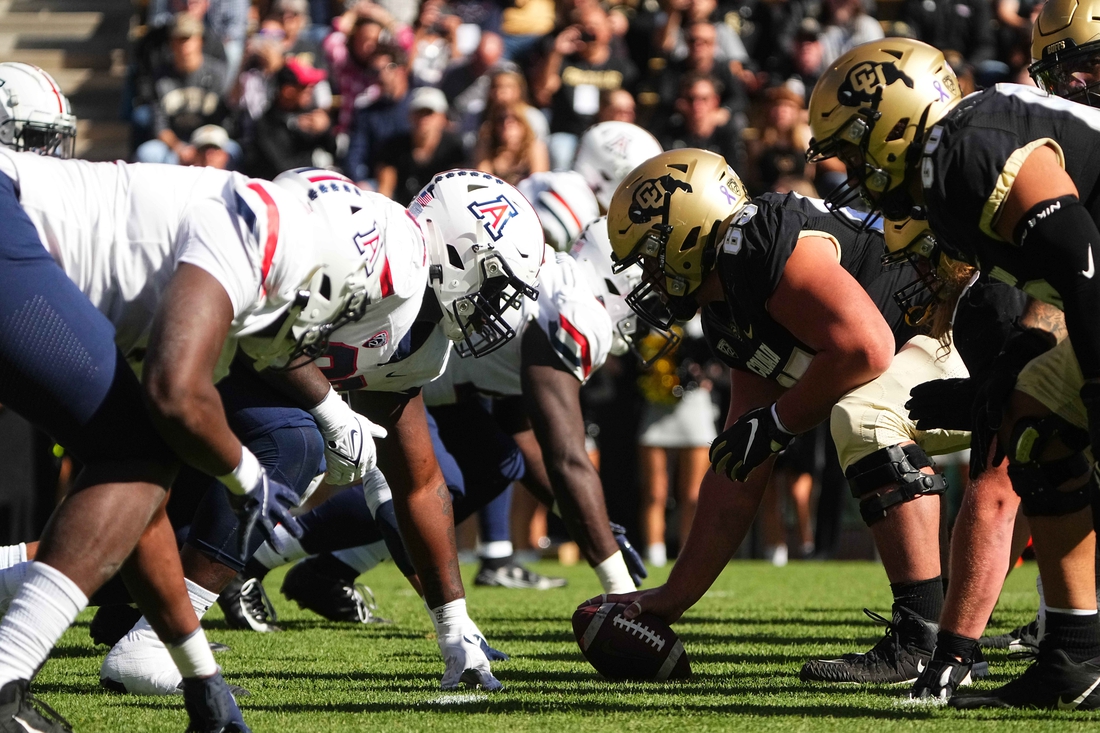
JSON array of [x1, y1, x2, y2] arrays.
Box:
[[100, 619, 183, 695]]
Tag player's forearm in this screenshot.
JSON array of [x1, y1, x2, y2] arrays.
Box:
[[144, 375, 241, 476], [392, 479, 465, 608], [664, 460, 774, 613], [546, 451, 619, 565], [774, 346, 889, 434], [1019, 297, 1067, 343], [257, 359, 334, 409]]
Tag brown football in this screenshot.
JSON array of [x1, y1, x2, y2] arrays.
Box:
[[572, 602, 691, 680]]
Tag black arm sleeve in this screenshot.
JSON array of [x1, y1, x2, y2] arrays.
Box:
[[1014, 195, 1100, 379]]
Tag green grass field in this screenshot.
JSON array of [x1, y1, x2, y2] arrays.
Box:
[[30, 559, 1096, 732]]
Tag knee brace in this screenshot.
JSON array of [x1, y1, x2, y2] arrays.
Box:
[[846, 444, 947, 526], [1005, 415, 1095, 517]]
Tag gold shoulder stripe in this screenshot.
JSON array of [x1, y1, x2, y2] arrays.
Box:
[[981, 138, 1065, 241], [798, 230, 842, 262]]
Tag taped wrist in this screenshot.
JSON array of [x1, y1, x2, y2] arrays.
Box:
[[1014, 195, 1100, 378], [845, 444, 947, 526], [309, 388, 351, 437], [218, 446, 262, 496]]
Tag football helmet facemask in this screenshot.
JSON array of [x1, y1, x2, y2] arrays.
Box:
[[570, 217, 681, 366], [607, 148, 749, 330], [807, 39, 960, 226], [411, 170, 543, 358], [0, 62, 77, 158], [573, 121, 665, 212], [1030, 0, 1100, 105]]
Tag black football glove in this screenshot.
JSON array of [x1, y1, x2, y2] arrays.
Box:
[[227, 471, 303, 557], [609, 522, 647, 587], [969, 328, 1056, 481], [710, 403, 795, 482], [906, 378, 978, 431]]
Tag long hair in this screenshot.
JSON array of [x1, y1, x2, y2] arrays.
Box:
[[476, 101, 538, 184], [927, 256, 976, 351]]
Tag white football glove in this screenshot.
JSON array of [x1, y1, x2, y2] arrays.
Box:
[[438, 629, 504, 692], [308, 388, 387, 486]]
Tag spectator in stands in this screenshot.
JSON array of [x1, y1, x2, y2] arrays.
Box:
[[898, 0, 995, 65], [533, 4, 638, 170], [441, 32, 510, 152], [485, 69, 549, 144], [769, 17, 826, 92], [410, 0, 461, 87], [655, 0, 750, 66], [324, 2, 413, 136], [143, 0, 243, 88], [244, 58, 334, 179], [658, 73, 742, 168], [598, 88, 636, 123], [135, 13, 229, 165], [474, 101, 550, 185], [649, 20, 747, 128], [188, 124, 233, 169], [500, 0, 556, 63], [258, 0, 333, 112], [344, 45, 411, 184], [375, 87, 466, 204], [745, 80, 813, 194], [818, 0, 884, 66]]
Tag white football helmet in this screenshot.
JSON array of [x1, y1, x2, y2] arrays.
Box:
[[410, 170, 544, 358], [570, 217, 679, 365], [573, 121, 663, 212], [238, 168, 375, 368], [0, 62, 76, 158], [518, 171, 601, 252]]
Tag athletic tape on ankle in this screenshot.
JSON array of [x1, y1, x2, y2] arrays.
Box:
[[595, 551, 634, 595]]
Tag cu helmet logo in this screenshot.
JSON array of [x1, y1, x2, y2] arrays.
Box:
[[468, 195, 519, 241], [837, 60, 914, 107], [628, 174, 692, 225]]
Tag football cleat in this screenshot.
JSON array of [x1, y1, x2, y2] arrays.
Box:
[[800, 606, 937, 684], [217, 574, 282, 633], [0, 680, 70, 733], [979, 617, 1041, 653], [950, 646, 1100, 710], [474, 561, 568, 590], [181, 672, 251, 733], [910, 645, 989, 702], [90, 604, 144, 647], [280, 558, 391, 624]]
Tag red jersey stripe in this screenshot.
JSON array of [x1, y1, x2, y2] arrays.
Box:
[[247, 183, 280, 284], [379, 258, 394, 297], [559, 314, 591, 378]]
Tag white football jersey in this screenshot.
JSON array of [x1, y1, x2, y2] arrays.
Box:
[[423, 246, 613, 406], [317, 192, 436, 393], [0, 149, 317, 366]]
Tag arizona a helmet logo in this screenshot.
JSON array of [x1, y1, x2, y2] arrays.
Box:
[[468, 195, 519, 241], [353, 226, 382, 275], [605, 134, 631, 159]]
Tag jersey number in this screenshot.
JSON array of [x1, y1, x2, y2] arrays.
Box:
[[721, 204, 759, 255], [317, 343, 367, 391]]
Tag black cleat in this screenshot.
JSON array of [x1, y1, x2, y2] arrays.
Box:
[[89, 604, 143, 647], [217, 574, 282, 633], [0, 680, 70, 733], [182, 672, 251, 733], [800, 606, 937, 684], [281, 558, 391, 624], [911, 645, 989, 702], [979, 617, 1041, 653], [951, 646, 1100, 710], [474, 561, 567, 590]]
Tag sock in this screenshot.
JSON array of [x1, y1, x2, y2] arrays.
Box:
[[936, 629, 980, 662], [308, 553, 360, 584], [891, 576, 944, 622], [251, 528, 307, 572], [0, 562, 88, 687], [594, 551, 634, 595], [1045, 609, 1100, 662], [333, 541, 390, 574], [185, 579, 218, 620], [166, 627, 218, 679], [0, 544, 27, 570], [0, 562, 30, 611], [478, 541, 513, 571], [646, 543, 667, 567]]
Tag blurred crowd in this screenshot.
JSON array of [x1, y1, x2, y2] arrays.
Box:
[[122, 0, 1029, 561]]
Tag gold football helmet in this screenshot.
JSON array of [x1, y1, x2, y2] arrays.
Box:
[[607, 149, 749, 328], [1030, 0, 1100, 105], [881, 216, 974, 327], [807, 39, 961, 222]]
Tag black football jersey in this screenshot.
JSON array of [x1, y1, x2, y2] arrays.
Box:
[[701, 192, 919, 385], [922, 84, 1100, 309]]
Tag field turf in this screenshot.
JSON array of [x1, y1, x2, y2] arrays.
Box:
[[31, 559, 1092, 731]]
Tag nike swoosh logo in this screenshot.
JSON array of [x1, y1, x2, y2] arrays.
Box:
[[13, 716, 51, 733], [917, 660, 925, 674], [1084, 247, 1096, 279], [1058, 673, 1100, 709], [743, 419, 759, 464]]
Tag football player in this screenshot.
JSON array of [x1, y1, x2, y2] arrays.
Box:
[[590, 148, 999, 687], [807, 36, 1100, 709], [0, 122, 371, 731], [97, 171, 543, 696]]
